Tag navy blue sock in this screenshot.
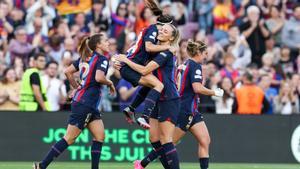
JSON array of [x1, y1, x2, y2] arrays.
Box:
[[131, 87, 150, 109], [40, 138, 69, 169], [140, 141, 162, 167], [199, 158, 209, 169], [163, 142, 180, 169], [91, 141, 103, 169], [143, 89, 161, 117]]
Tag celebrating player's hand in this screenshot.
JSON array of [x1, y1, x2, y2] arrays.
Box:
[[115, 54, 128, 63], [112, 56, 122, 70], [108, 80, 116, 96], [214, 88, 224, 97]]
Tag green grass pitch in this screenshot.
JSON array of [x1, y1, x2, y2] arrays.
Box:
[[0, 162, 299, 169]]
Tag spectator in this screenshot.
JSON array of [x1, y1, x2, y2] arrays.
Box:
[[196, 0, 214, 33], [0, 68, 20, 110], [265, 37, 281, 64], [281, 4, 300, 57], [226, 25, 251, 70], [258, 74, 278, 114], [8, 7, 25, 30], [160, 1, 172, 16], [25, 0, 56, 36], [177, 39, 189, 65], [212, 0, 235, 41], [233, 71, 270, 114], [27, 17, 48, 47], [240, 5, 270, 67], [0, 1, 14, 36], [212, 77, 234, 114], [220, 53, 239, 83], [274, 81, 299, 115], [135, 6, 153, 35], [19, 53, 50, 111], [87, 0, 109, 32], [13, 57, 24, 80], [0, 50, 7, 78], [42, 61, 67, 111], [291, 73, 300, 112], [172, 2, 187, 26], [116, 78, 144, 112], [109, 2, 128, 39], [198, 62, 217, 113], [48, 34, 64, 63], [73, 12, 90, 34], [8, 26, 33, 65], [259, 52, 274, 76], [279, 46, 295, 76], [265, 5, 285, 46]]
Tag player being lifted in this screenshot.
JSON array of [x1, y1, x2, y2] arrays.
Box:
[[33, 33, 116, 169], [132, 40, 224, 169], [115, 23, 181, 169], [119, 0, 175, 129]]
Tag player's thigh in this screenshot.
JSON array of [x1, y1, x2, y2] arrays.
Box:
[[139, 74, 163, 88], [190, 121, 211, 146], [173, 127, 186, 145], [159, 121, 176, 144], [149, 118, 160, 142], [64, 124, 82, 144], [87, 119, 105, 142]]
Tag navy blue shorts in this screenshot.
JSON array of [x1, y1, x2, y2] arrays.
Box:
[[177, 112, 203, 132], [120, 65, 141, 87], [150, 98, 180, 125], [68, 101, 101, 130]]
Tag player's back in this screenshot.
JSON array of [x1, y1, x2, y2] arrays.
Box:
[[127, 24, 158, 65], [73, 51, 109, 111], [177, 59, 203, 115]]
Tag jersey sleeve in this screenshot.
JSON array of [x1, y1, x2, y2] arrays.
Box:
[[30, 72, 41, 86], [96, 57, 109, 73], [144, 27, 157, 44], [153, 51, 171, 67], [72, 58, 80, 71], [189, 63, 203, 84]]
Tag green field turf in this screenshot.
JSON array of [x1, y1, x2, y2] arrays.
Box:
[[0, 162, 299, 169]]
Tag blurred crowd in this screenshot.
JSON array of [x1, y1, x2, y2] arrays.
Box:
[[0, 0, 299, 115]]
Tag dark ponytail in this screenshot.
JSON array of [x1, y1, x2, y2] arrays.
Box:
[[145, 0, 162, 16], [78, 33, 104, 61], [145, 0, 173, 24]]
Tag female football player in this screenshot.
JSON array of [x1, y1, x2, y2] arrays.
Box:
[[132, 40, 224, 169], [33, 33, 115, 169], [116, 23, 181, 169], [119, 0, 174, 129]]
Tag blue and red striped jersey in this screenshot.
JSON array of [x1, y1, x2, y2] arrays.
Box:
[[126, 24, 158, 65], [72, 51, 109, 112], [177, 59, 203, 115], [152, 50, 179, 101]]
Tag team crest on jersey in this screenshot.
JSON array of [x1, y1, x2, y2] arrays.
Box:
[[79, 62, 90, 79], [101, 60, 108, 69], [194, 69, 202, 79], [149, 32, 157, 40]]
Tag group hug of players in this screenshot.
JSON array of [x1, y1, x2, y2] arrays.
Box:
[[33, 1, 224, 169]]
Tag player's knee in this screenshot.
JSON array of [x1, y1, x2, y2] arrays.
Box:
[[159, 133, 172, 143], [93, 131, 105, 142], [199, 135, 210, 148], [63, 135, 77, 145]]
